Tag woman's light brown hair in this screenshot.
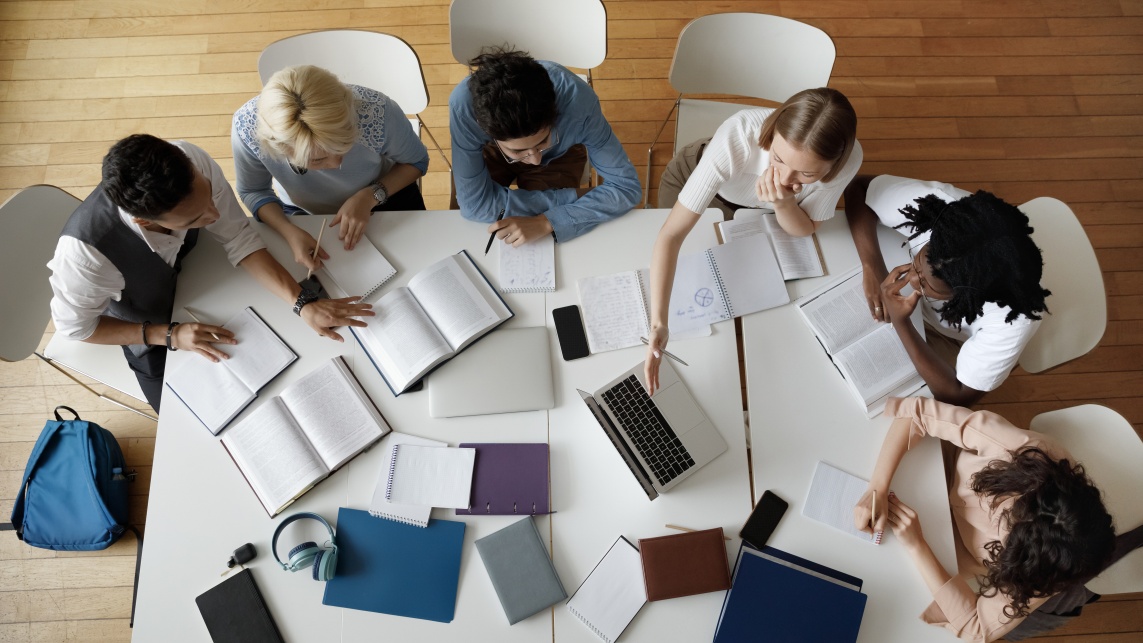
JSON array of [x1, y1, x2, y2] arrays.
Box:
[[758, 87, 857, 183]]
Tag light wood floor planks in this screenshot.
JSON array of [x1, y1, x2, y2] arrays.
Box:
[[1, 1, 1140, 641]]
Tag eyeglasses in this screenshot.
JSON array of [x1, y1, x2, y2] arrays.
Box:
[[495, 129, 559, 164], [909, 244, 952, 301]]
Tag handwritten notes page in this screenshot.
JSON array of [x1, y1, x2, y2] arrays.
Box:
[[577, 272, 649, 353], [499, 235, 555, 292]]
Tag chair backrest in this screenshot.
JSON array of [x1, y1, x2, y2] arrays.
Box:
[[1017, 197, 1106, 373], [258, 30, 429, 114], [449, 0, 607, 69], [1029, 405, 1143, 595], [0, 185, 81, 362]]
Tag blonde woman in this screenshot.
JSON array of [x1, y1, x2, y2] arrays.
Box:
[[232, 65, 429, 268], [645, 88, 861, 392]]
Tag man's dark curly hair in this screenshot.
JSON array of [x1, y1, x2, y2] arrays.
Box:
[[896, 191, 1051, 328], [971, 447, 1115, 621], [467, 47, 557, 141], [102, 134, 195, 220]]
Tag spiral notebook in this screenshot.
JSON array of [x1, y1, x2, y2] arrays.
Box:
[[455, 443, 550, 515], [316, 234, 397, 302], [803, 461, 885, 545], [567, 536, 647, 643], [384, 444, 476, 509], [499, 235, 555, 293], [368, 432, 446, 527]]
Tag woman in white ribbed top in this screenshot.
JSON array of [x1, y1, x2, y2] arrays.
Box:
[[644, 88, 862, 392]]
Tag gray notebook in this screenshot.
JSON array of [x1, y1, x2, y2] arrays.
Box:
[[475, 516, 566, 625]]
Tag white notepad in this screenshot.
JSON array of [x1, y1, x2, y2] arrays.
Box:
[[499, 235, 555, 292], [368, 433, 446, 527], [385, 444, 476, 509], [803, 461, 884, 544], [316, 234, 397, 302], [718, 209, 825, 280], [566, 536, 647, 643]]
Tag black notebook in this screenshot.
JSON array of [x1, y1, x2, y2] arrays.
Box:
[[195, 569, 284, 643]]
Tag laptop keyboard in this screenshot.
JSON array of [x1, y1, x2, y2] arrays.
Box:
[[601, 375, 696, 486]]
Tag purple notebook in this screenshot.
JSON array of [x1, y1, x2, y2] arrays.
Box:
[[455, 443, 551, 515]]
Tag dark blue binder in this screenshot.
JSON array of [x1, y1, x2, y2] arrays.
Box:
[[322, 508, 465, 623], [714, 544, 867, 643]]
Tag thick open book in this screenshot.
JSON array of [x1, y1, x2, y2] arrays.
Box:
[[351, 251, 513, 395], [797, 267, 927, 417], [315, 234, 397, 302], [165, 307, 296, 435], [221, 357, 391, 517], [718, 209, 825, 280]]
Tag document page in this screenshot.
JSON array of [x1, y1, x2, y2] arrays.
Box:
[[799, 269, 880, 354], [577, 271, 649, 353], [164, 356, 253, 435], [222, 398, 326, 515], [219, 307, 296, 392], [566, 537, 647, 643], [499, 235, 555, 292], [280, 359, 389, 471], [410, 254, 506, 351], [650, 252, 729, 333], [317, 235, 397, 302], [834, 323, 918, 407], [761, 213, 824, 280], [385, 445, 476, 509], [360, 287, 453, 390], [803, 461, 883, 544]]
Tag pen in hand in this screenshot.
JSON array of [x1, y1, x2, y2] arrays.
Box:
[[484, 208, 506, 256], [640, 336, 689, 367], [306, 224, 326, 280], [183, 307, 222, 341]]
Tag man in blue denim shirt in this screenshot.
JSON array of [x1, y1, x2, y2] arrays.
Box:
[[449, 49, 642, 244]]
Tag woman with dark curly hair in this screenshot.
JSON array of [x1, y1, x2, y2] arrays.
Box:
[[853, 397, 1142, 642], [844, 175, 1052, 406]]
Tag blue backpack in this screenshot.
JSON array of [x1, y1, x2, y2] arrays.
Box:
[[6, 406, 134, 550]]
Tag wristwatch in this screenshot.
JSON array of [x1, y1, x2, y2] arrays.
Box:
[[292, 289, 320, 316], [371, 182, 389, 206]]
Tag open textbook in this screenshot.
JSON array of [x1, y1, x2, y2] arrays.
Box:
[[165, 307, 296, 435], [315, 234, 397, 302], [221, 357, 390, 517], [797, 267, 927, 417], [576, 235, 788, 353], [352, 251, 513, 395], [718, 209, 825, 280]]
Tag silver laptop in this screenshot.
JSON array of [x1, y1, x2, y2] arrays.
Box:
[[578, 359, 727, 500], [428, 327, 555, 418]]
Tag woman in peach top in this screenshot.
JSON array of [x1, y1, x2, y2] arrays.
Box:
[[852, 397, 1133, 642]]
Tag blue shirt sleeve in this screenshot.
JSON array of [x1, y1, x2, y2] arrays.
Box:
[[230, 98, 282, 219], [354, 87, 430, 175]]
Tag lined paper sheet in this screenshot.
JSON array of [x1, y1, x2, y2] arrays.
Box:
[[368, 433, 446, 527], [566, 537, 646, 643], [803, 461, 884, 544], [317, 235, 397, 302], [499, 235, 555, 292], [385, 445, 476, 509], [577, 272, 649, 353]]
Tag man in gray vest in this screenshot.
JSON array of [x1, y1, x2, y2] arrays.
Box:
[[47, 134, 374, 412]]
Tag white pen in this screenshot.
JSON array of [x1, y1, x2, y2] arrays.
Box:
[[640, 336, 689, 366]]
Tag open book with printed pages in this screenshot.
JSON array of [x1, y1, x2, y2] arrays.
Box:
[[796, 266, 927, 417], [221, 357, 391, 517], [314, 233, 397, 302], [718, 209, 825, 280], [351, 251, 513, 395], [165, 306, 296, 435]]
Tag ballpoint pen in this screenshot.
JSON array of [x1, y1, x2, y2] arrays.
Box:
[[485, 208, 506, 255], [640, 336, 689, 366]]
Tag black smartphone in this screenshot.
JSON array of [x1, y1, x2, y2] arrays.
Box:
[[552, 305, 590, 361], [739, 490, 789, 549]]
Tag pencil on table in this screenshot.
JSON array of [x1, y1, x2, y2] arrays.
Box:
[[665, 524, 731, 541], [183, 307, 222, 341], [306, 224, 326, 280]]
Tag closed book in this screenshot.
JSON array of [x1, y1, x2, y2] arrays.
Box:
[[456, 443, 551, 515], [322, 508, 465, 623], [714, 544, 866, 643], [475, 516, 566, 624], [195, 569, 284, 643], [638, 527, 731, 601]]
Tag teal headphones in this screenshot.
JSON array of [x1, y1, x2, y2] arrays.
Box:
[[271, 512, 338, 582]]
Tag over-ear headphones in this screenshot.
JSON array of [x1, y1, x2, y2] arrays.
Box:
[[271, 512, 338, 582]]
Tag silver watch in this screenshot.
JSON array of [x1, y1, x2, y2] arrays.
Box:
[[372, 183, 389, 206]]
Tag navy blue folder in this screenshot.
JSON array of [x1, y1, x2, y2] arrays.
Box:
[[714, 544, 867, 643], [322, 508, 465, 623]]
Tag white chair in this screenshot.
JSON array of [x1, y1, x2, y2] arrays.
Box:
[[449, 0, 607, 83], [0, 185, 153, 419], [1017, 197, 1106, 373], [258, 30, 450, 172], [1029, 405, 1143, 594], [645, 13, 836, 207]]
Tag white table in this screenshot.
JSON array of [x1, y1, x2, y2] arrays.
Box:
[[741, 214, 959, 642], [545, 210, 754, 643], [133, 212, 553, 642]]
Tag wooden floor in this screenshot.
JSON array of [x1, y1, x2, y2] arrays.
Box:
[[1, 1, 1140, 641]]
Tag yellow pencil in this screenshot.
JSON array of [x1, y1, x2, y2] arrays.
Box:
[[665, 524, 731, 541], [872, 491, 878, 529], [183, 307, 221, 341], [306, 223, 326, 280]]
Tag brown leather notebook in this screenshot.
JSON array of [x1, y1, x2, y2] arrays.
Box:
[[638, 528, 731, 601]]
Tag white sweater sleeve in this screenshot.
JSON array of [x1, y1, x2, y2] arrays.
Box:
[[676, 113, 756, 213]]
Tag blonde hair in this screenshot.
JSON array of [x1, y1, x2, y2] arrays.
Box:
[[758, 88, 857, 183], [256, 65, 358, 168]]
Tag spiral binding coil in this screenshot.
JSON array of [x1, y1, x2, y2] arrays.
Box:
[[706, 249, 733, 318], [568, 606, 613, 643], [366, 509, 427, 528], [383, 444, 402, 501]]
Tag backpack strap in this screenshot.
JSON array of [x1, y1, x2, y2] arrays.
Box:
[[7, 414, 75, 540], [54, 406, 80, 421], [128, 525, 144, 628]]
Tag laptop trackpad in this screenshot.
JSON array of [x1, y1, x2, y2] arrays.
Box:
[[653, 383, 706, 433]]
